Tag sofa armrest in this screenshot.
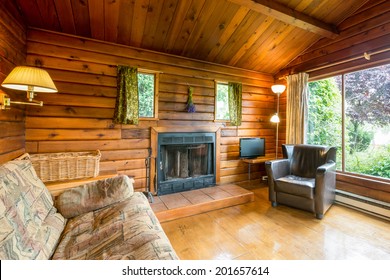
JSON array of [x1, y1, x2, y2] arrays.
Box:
[[54, 175, 134, 218], [265, 159, 290, 202]]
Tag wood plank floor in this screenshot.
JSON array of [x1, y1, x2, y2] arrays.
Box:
[[160, 183, 390, 260], [151, 184, 254, 222]]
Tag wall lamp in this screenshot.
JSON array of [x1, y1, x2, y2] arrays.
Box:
[[0, 66, 57, 110], [270, 84, 286, 158]]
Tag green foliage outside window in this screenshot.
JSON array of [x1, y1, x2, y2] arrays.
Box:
[[307, 78, 342, 169], [138, 73, 155, 118], [216, 83, 229, 120], [307, 64, 390, 179]]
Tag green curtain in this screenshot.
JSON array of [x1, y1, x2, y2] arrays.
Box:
[[113, 65, 139, 125], [228, 82, 242, 126]]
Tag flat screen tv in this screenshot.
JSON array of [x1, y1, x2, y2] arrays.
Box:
[[239, 138, 265, 159]]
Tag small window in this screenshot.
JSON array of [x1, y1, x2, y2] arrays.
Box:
[[215, 82, 229, 121], [138, 72, 158, 118]]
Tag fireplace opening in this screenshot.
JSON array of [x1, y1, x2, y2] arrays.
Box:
[[157, 132, 216, 195]]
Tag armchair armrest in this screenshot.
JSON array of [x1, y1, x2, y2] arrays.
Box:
[[265, 159, 290, 180], [55, 175, 134, 218], [265, 159, 290, 202], [314, 161, 336, 215], [317, 161, 336, 175]]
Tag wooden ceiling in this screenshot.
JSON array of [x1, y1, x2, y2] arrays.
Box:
[[12, 0, 370, 75]]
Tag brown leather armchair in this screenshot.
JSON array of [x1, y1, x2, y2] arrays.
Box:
[[265, 144, 337, 219]]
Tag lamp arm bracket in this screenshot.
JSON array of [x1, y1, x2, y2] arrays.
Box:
[[10, 100, 43, 107], [0, 92, 43, 110]]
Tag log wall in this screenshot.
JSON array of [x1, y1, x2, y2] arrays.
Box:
[[0, 2, 26, 164], [25, 28, 277, 191]]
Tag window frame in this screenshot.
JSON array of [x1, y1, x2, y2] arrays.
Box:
[[138, 69, 159, 120]]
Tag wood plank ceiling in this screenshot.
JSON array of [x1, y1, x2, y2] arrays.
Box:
[[12, 0, 370, 75]]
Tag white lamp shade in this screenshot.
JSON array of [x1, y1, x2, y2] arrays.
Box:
[[271, 84, 286, 94], [1, 66, 57, 93], [270, 113, 280, 123]]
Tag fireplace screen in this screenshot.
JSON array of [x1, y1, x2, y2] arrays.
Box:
[[157, 132, 216, 195], [161, 143, 213, 181]]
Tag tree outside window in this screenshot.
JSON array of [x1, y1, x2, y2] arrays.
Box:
[[138, 72, 155, 118], [307, 63, 390, 179], [215, 82, 229, 121], [307, 76, 342, 169]]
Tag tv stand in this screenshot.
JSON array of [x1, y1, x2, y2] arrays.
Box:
[[242, 155, 275, 181]]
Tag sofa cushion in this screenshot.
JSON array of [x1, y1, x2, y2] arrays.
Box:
[[0, 160, 65, 259], [52, 192, 178, 260], [55, 175, 134, 218], [275, 175, 315, 199]]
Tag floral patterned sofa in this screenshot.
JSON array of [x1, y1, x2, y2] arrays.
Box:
[[0, 157, 178, 260]]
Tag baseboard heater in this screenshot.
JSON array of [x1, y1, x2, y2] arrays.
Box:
[[335, 190, 390, 221]]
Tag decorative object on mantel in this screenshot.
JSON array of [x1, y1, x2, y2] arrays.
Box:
[[270, 84, 286, 159], [185, 85, 196, 112], [0, 66, 57, 110]]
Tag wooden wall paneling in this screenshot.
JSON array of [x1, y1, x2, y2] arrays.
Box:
[[32, 139, 150, 153], [0, 136, 25, 154], [27, 28, 272, 82], [26, 117, 117, 129], [25, 128, 121, 141], [0, 2, 26, 165], [26, 54, 117, 77], [25, 29, 274, 190]]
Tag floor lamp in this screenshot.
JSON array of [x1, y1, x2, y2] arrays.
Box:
[[270, 84, 286, 159]]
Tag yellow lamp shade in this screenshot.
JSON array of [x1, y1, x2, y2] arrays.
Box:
[[1, 66, 57, 93]]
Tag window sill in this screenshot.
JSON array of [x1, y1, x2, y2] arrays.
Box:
[[214, 119, 230, 124], [139, 117, 159, 121]]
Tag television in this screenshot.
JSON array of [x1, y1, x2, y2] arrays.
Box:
[[239, 138, 265, 159]]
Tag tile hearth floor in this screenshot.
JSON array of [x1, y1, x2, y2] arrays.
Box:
[[150, 184, 255, 222]]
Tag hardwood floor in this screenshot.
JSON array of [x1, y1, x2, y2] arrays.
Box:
[[160, 183, 390, 260]]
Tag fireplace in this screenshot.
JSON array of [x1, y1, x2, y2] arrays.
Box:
[[156, 132, 216, 195]]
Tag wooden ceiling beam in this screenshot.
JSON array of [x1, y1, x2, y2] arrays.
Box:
[[227, 0, 339, 39]]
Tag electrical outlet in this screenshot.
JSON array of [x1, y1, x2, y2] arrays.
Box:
[[262, 176, 268, 181]]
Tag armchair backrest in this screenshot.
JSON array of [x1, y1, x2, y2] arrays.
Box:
[[283, 144, 336, 178]]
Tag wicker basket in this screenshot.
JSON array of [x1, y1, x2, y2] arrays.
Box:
[[29, 150, 101, 182]]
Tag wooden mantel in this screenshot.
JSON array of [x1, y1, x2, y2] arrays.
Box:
[[150, 126, 221, 194]]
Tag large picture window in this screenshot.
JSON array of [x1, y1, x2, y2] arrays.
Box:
[[307, 63, 390, 179]]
